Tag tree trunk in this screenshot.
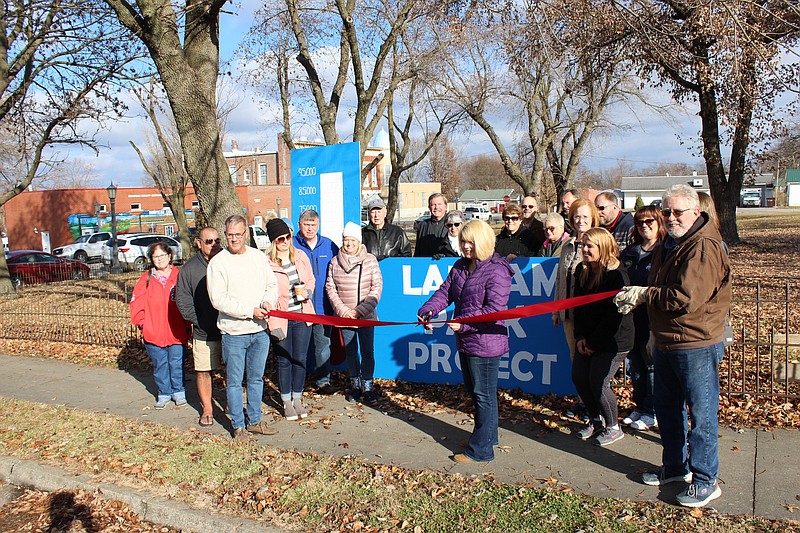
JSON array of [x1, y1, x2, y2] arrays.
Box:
[[104, 0, 244, 234]]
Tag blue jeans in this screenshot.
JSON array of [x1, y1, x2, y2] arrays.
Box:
[[653, 342, 724, 487], [341, 327, 375, 382], [628, 340, 655, 416], [222, 331, 270, 430], [460, 352, 500, 462], [310, 324, 332, 386], [145, 342, 185, 402], [275, 321, 312, 400]]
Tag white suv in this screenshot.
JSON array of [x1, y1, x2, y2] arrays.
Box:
[[52, 232, 112, 263], [102, 233, 183, 271]]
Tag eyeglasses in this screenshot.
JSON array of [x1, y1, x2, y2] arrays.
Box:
[[545, 226, 559, 232], [446, 222, 462, 228], [151, 254, 170, 260], [273, 235, 290, 244], [522, 204, 536, 209], [596, 204, 613, 211], [503, 216, 520, 221], [662, 208, 691, 218], [573, 215, 591, 221], [201, 238, 221, 245], [635, 218, 656, 227], [225, 231, 246, 240]]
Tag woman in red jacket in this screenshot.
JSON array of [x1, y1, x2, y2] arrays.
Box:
[[130, 242, 189, 409]]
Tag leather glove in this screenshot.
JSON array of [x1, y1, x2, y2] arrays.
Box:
[[614, 286, 649, 315], [432, 253, 444, 260]]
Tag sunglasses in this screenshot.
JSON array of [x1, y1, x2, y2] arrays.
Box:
[[662, 208, 691, 218], [201, 238, 221, 245], [521, 204, 536, 209], [635, 218, 656, 227], [503, 216, 520, 221], [273, 235, 290, 244], [596, 204, 613, 211], [446, 222, 462, 228]]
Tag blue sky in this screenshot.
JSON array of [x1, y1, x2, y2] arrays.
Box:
[[64, 1, 715, 189]]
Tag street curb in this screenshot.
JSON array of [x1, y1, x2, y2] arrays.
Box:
[[0, 455, 287, 533]]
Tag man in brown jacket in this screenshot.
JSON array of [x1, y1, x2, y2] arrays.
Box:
[[614, 184, 731, 508]]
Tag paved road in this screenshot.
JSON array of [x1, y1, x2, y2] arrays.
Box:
[[0, 354, 797, 523]]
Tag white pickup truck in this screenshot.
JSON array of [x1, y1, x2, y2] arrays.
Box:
[[463, 206, 493, 222], [52, 231, 112, 263]]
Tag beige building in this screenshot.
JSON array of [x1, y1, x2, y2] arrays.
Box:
[[379, 182, 442, 221]]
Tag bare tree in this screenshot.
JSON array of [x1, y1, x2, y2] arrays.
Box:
[[615, 0, 800, 243], [0, 0, 139, 294], [36, 160, 101, 190], [103, 0, 245, 234], [129, 78, 192, 258], [244, 0, 449, 173], [434, 0, 642, 200]]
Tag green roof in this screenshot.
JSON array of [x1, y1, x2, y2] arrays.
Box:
[[786, 169, 800, 183]]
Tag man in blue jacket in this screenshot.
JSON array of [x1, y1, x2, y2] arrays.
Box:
[[293, 209, 339, 393]]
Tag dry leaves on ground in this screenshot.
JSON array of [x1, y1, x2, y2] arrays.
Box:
[[0, 486, 177, 532]]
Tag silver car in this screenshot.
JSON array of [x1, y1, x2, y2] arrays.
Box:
[[102, 233, 183, 271]]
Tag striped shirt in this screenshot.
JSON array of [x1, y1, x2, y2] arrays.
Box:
[[282, 262, 302, 312]]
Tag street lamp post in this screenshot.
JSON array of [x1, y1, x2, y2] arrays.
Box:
[[107, 182, 122, 274], [454, 186, 460, 211], [94, 202, 101, 232], [276, 197, 282, 218]]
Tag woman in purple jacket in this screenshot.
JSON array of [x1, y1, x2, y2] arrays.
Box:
[[418, 219, 513, 463]]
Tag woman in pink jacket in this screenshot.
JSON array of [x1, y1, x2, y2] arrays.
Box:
[[130, 242, 189, 409], [325, 222, 383, 404], [265, 218, 316, 421]]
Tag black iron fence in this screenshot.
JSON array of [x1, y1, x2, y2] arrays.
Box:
[[0, 276, 140, 348], [1, 276, 798, 400]]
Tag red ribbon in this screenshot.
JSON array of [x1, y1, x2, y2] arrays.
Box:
[[268, 290, 619, 328]]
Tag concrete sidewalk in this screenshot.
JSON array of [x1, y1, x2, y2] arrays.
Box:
[[0, 354, 797, 524]]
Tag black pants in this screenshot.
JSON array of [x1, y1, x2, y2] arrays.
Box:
[[571, 351, 627, 426]]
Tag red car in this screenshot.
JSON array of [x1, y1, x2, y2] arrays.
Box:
[[6, 250, 90, 289]]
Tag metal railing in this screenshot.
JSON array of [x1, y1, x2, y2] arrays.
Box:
[[723, 277, 800, 401], [1, 275, 798, 400]]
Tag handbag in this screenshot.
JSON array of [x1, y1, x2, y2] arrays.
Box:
[[329, 327, 346, 365]]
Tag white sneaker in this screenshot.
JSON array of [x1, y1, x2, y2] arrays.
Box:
[[630, 415, 657, 431], [622, 409, 643, 426]]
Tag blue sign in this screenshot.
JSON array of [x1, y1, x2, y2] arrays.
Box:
[[291, 143, 362, 244], [372, 257, 575, 396]]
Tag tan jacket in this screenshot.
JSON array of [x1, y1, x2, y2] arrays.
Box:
[[646, 214, 731, 351], [325, 244, 382, 324], [553, 236, 582, 321]]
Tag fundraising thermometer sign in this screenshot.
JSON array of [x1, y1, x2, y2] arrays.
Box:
[[373, 257, 575, 396], [291, 142, 361, 246]]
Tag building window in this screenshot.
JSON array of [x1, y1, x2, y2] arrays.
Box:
[[162, 202, 169, 208], [229, 165, 238, 184], [131, 203, 142, 211], [98, 204, 108, 214], [258, 163, 267, 185], [191, 200, 199, 209], [243, 169, 250, 184]]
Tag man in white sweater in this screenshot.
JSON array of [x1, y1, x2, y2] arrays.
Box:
[[207, 214, 279, 441]]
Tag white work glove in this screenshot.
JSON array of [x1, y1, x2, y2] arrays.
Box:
[[614, 286, 649, 315]]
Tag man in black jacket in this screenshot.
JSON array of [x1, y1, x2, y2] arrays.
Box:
[[414, 193, 448, 257], [362, 198, 412, 260], [175, 227, 222, 427]]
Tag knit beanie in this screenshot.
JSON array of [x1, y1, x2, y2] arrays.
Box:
[[266, 218, 291, 242], [342, 221, 362, 242]]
